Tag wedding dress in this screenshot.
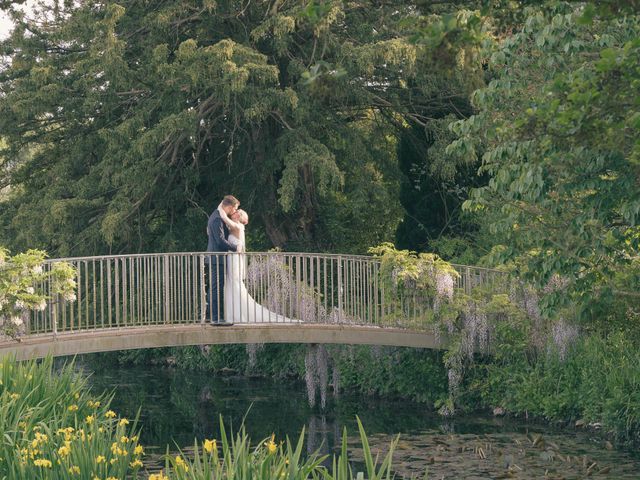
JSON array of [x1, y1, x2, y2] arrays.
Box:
[[224, 234, 290, 323]]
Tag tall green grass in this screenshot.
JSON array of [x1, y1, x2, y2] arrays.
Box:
[[0, 356, 143, 479], [474, 331, 640, 445]]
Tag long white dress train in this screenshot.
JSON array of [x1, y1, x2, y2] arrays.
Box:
[[224, 234, 291, 323]]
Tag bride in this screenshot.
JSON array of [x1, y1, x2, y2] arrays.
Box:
[[217, 203, 290, 323]]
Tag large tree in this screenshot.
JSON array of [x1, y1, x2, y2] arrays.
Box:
[[0, 0, 484, 256]]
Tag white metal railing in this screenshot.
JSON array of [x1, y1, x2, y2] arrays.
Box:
[[25, 252, 506, 336]]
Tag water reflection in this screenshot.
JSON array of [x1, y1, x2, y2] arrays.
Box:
[[82, 364, 441, 449], [82, 364, 640, 479]]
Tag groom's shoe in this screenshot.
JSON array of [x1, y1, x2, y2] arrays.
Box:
[[209, 318, 234, 326]]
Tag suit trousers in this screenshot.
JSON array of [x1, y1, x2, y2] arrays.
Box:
[[206, 256, 225, 322]]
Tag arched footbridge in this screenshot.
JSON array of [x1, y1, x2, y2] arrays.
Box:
[[0, 252, 504, 360]]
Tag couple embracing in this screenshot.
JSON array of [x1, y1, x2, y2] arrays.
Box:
[[205, 195, 286, 325]]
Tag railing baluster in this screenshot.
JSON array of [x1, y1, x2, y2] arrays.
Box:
[[337, 256, 342, 322], [358, 259, 362, 322], [177, 255, 182, 323], [147, 256, 151, 324], [163, 255, 169, 324], [115, 259, 121, 327], [122, 258, 128, 327], [100, 259, 104, 329], [350, 258, 355, 320], [181, 255, 186, 323], [129, 257, 135, 326], [199, 254, 205, 324], [92, 260, 97, 329], [137, 256, 142, 326], [315, 256, 320, 321], [190, 255, 195, 324], [50, 263, 57, 336]]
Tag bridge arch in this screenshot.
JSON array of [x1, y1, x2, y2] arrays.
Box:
[[1, 324, 442, 361]]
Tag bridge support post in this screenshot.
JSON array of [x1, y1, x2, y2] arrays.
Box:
[[199, 254, 205, 324], [337, 256, 343, 321], [465, 266, 472, 295], [163, 255, 170, 324], [51, 295, 58, 337]]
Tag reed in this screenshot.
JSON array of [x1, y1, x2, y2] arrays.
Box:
[[156, 417, 402, 480]]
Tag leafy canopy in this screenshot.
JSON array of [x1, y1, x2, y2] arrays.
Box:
[[447, 4, 640, 315]]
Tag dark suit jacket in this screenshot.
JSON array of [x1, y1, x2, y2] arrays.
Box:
[[207, 209, 236, 253]]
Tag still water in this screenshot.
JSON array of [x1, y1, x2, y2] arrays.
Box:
[[83, 364, 639, 479]]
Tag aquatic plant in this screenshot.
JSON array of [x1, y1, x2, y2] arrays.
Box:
[[160, 416, 399, 480]]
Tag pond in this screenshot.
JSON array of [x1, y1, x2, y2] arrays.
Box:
[[82, 363, 640, 479]]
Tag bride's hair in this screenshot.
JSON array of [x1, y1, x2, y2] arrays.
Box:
[[236, 209, 249, 225]]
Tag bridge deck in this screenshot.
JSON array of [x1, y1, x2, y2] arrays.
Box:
[[0, 323, 442, 361]]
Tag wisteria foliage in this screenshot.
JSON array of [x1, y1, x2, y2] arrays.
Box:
[[245, 246, 582, 412], [245, 255, 340, 408], [0, 248, 76, 338], [371, 244, 582, 415], [304, 344, 331, 410]]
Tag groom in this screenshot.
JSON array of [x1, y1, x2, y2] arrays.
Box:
[[206, 195, 240, 325]]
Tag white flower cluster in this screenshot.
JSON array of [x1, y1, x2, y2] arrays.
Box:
[[448, 367, 462, 393], [63, 292, 76, 302], [245, 343, 264, 369], [542, 274, 570, 294], [435, 272, 455, 301], [246, 256, 292, 315], [462, 302, 490, 356], [433, 272, 455, 313], [390, 267, 400, 293], [246, 256, 348, 324], [550, 318, 580, 361], [1, 253, 75, 340], [521, 288, 541, 322], [327, 307, 346, 324], [304, 345, 330, 409]]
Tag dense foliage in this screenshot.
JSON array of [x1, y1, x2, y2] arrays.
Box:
[[468, 329, 640, 445], [0, 248, 75, 337], [0, 0, 486, 256], [447, 5, 640, 317]]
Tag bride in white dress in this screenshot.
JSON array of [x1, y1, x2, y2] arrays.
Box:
[[217, 204, 290, 323]]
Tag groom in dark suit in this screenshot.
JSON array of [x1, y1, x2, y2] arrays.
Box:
[[206, 195, 240, 324]]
